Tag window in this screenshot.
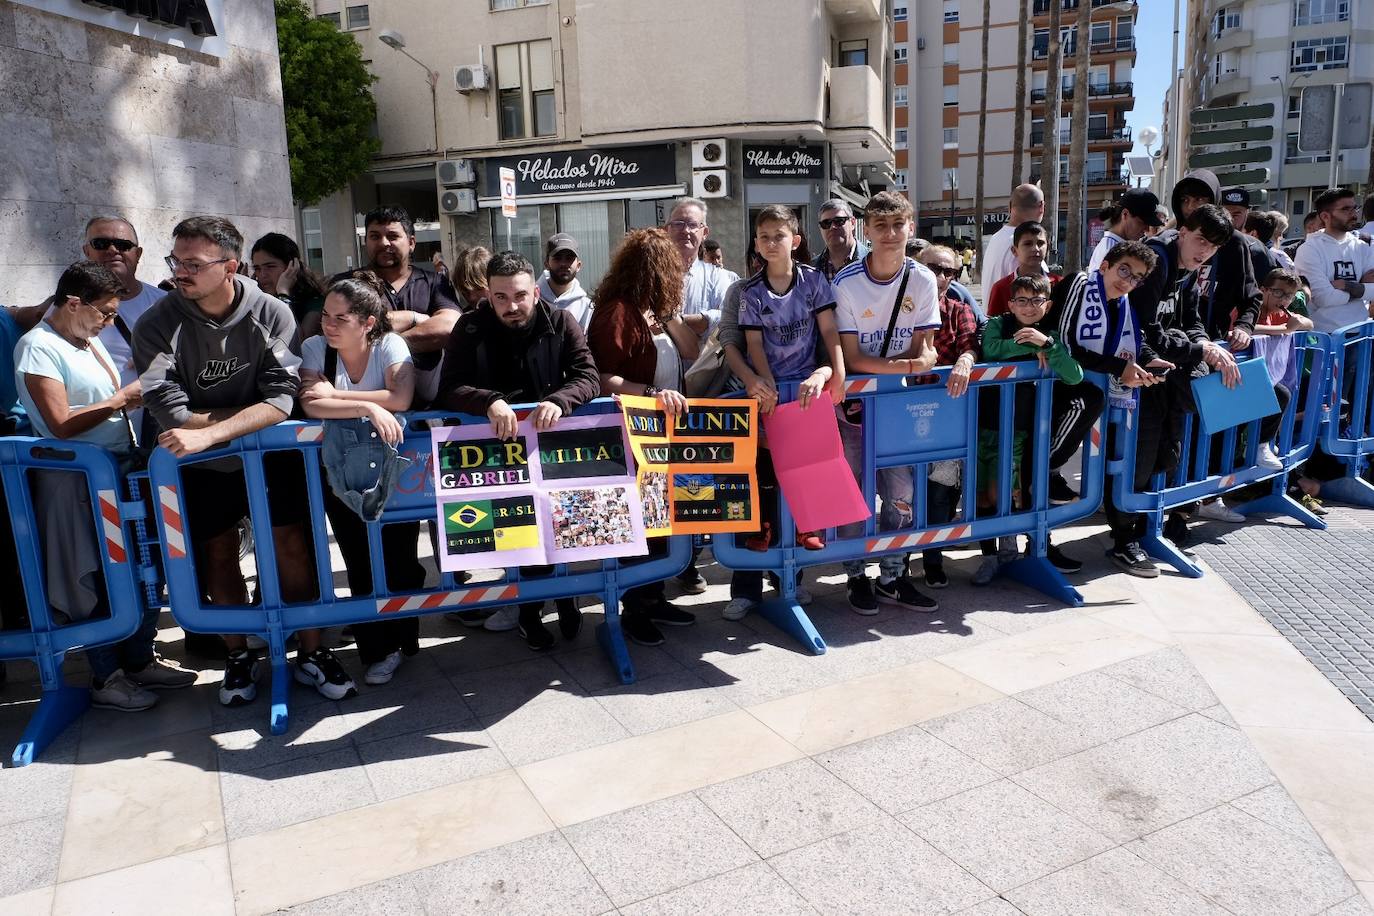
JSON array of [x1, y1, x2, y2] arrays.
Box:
[[943, 167, 958, 191], [1294, 0, 1349, 26], [1286, 132, 1330, 163], [495, 40, 556, 140], [894, 4, 908, 21], [1291, 193, 1307, 217], [839, 40, 869, 67], [557, 201, 609, 291], [943, 84, 958, 106], [491, 0, 549, 8], [318, 12, 341, 27], [1292, 36, 1348, 72], [345, 4, 369, 29], [1212, 7, 1240, 37], [895, 128, 908, 149], [300, 208, 324, 272], [893, 43, 909, 62], [894, 85, 908, 106], [944, 0, 958, 23], [1116, 15, 1133, 42], [1033, 29, 1049, 58], [1288, 94, 1302, 118], [1087, 151, 1107, 175], [943, 41, 958, 65], [492, 207, 543, 266], [943, 127, 958, 147], [1090, 21, 1111, 47], [894, 169, 909, 190]]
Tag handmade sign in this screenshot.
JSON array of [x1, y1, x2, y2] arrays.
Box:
[[619, 396, 760, 535], [763, 399, 870, 532], [430, 414, 646, 571], [1190, 357, 1281, 436]]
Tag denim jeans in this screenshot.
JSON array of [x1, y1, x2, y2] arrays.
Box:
[[837, 407, 912, 583], [87, 604, 160, 683], [921, 479, 961, 571]]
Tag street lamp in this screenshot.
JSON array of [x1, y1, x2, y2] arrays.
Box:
[[378, 29, 441, 154], [1270, 72, 1309, 220]]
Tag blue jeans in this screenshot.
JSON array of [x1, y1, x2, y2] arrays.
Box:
[[88, 604, 160, 683], [837, 407, 912, 584]]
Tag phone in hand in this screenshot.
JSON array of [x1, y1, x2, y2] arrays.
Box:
[[1148, 365, 1170, 377]]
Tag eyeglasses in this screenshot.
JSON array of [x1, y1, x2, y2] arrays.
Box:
[[1263, 286, 1297, 300], [82, 301, 119, 323], [1009, 296, 1049, 307], [165, 255, 231, 276], [665, 219, 706, 233], [927, 265, 961, 279], [89, 237, 136, 253], [818, 216, 852, 230], [1115, 263, 1149, 287]]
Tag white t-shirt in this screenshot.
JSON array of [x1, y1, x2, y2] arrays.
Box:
[[832, 256, 941, 358], [1088, 231, 1125, 273], [15, 321, 132, 454], [96, 281, 163, 386], [1293, 231, 1374, 333], [650, 331, 681, 391], [981, 223, 1018, 288], [300, 332, 412, 392]]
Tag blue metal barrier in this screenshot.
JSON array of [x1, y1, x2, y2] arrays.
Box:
[[1319, 320, 1374, 508], [145, 398, 691, 734], [0, 438, 153, 766], [1108, 334, 1331, 576], [712, 364, 1110, 650]]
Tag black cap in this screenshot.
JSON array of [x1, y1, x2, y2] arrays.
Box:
[[1221, 187, 1251, 208], [1120, 188, 1165, 227], [545, 232, 579, 257]]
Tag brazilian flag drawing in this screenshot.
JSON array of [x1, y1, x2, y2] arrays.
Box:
[[443, 496, 539, 555]]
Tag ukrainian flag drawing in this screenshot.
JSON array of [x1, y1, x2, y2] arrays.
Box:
[[673, 474, 715, 502]]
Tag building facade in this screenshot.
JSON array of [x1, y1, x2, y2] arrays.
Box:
[[0, 1, 294, 304], [896, 0, 1138, 257], [304, 0, 892, 289]]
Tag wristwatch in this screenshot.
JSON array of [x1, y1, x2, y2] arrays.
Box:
[[643, 385, 659, 397]]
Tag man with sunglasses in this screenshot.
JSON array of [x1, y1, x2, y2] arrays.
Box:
[[83, 217, 162, 395], [813, 199, 869, 283]]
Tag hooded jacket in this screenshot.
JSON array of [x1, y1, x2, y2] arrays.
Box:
[[132, 275, 301, 432], [536, 270, 595, 332], [1172, 168, 1261, 337], [1133, 230, 1207, 371]]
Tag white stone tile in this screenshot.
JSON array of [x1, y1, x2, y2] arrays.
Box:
[[53, 845, 234, 916], [619, 862, 814, 916], [921, 696, 1098, 776], [410, 831, 612, 915], [1005, 846, 1229, 916], [1016, 670, 1188, 743], [817, 724, 1000, 814], [1101, 648, 1219, 711], [218, 745, 376, 840], [357, 721, 509, 801], [592, 669, 738, 736], [0, 885, 54, 916], [480, 692, 630, 767], [0, 814, 62, 898]]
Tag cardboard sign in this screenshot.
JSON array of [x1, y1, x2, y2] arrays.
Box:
[[764, 400, 870, 532]]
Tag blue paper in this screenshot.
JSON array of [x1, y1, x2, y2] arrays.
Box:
[[1191, 357, 1281, 435]]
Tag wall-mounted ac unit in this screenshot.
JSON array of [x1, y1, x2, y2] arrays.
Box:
[[439, 188, 477, 215], [436, 159, 475, 187], [691, 139, 727, 170], [692, 169, 729, 199], [454, 65, 490, 93]]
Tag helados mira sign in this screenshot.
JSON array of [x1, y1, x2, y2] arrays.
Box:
[[481, 145, 678, 199], [742, 144, 825, 180]]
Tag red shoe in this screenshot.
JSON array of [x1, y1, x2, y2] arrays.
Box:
[[745, 522, 772, 552], [797, 530, 825, 551]]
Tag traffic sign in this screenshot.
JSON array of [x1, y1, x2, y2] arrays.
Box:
[[500, 166, 517, 219], [1189, 125, 1274, 146], [1299, 84, 1373, 153], [1210, 167, 1271, 187], [1188, 146, 1273, 169], [1189, 103, 1275, 125]]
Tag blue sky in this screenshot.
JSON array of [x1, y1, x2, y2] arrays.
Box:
[[1129, 0, 1186, 176]]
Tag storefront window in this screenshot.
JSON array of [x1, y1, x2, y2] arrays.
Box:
[[557, 201, 611, 292], [491, 206, 543, 267]]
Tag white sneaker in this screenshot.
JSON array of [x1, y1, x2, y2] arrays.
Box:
[[1256, 443, 1283, 471], [721, 597, 757, 621], [128, 655, 197, 690], [364, 650, 404, 686], [91, 670, 158, 712], [483, 605, 520, 632], [971, 556, 1000, 587], [1197, 499, 1245, 523]]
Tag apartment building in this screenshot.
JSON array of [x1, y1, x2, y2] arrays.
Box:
[[897, 0, 1138, 254], [303, 0, 892, 286], [1188, 0, 1372, 235]]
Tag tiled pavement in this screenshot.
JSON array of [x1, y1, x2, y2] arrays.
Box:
[[2, 518, 1374, 915]]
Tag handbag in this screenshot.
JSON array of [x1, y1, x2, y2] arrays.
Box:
[[839, 261, 912, 426], [683, 325, 732, 398]]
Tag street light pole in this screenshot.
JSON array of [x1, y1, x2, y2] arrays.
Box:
[[378, 29, 441, 154]]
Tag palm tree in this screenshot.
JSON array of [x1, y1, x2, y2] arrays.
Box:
[[974, 0, 992, 265], [1065, 0, 1092, 273], [1040, 0, 1063, 257], [1011, 0, 1030, 185]]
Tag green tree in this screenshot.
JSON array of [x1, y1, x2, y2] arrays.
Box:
[[275, 0, 380, 205]]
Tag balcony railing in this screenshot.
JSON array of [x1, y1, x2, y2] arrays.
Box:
[[1033, 0, 1136, 13], [1027, 169, 1130, 187], [1033, 36, 1135, 59], [1030, 125, 1130, 145], [1030, 81, 1133, 103]]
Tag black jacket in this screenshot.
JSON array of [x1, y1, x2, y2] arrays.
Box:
[[434, 298, 600, 416], [1133, 232, 1207, 371], [1194, 232, 1267, 339]]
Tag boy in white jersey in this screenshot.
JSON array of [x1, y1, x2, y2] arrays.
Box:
[[833, 192, 941, 615]]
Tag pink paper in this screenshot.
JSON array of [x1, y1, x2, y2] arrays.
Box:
[[763, 399, 871, 532]]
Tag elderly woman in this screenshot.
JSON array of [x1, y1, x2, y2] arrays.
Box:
[[586, 229, 699, 648], [15, 261, 195, 711]]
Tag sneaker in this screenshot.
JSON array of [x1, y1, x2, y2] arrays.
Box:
[[219, 650, 259, 707], [721, 597, 757, 621], [364, 650, 404, 686], [127, 655, 197, 690], [1049, 473, 1079, 505], [1046, 543, 1083, 574], [796, 530, 825, 551], [1300, 493, 1329, 516], [923, 565, 949, 589], [648, 600, 696, 627], [675, 568, 708, 595], [1163, 511, 1191, 548], [846, 576, 879, 616], [1196, 499, 1245, 523], [971, 556, 1000, 586], [518, 604, 556, 652], [996, 536, 1019, 562], [621, 610, 665, 646], [1109, 542, 1160, 578], [91, 670, 158, 712], [482, 605, 521, 632], [556, 598, 583, 640], [1256, 442, 1283, 471], [445, 608, 495, 628], [874, 576, 939, 613], [294, 647, 358, 700]]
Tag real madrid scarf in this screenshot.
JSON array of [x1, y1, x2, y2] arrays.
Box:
[[1072, 269, 1140, 409]]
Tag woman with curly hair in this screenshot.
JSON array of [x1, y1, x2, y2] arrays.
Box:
[[586, 229, 699, 647]]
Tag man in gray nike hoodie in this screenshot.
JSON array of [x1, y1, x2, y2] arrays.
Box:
[[134, 216, 355, 707]]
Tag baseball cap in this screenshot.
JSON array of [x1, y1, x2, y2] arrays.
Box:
[[1120, 188, 1165, 227], [545, 232, 579, 257], [1221, 187, 1251, 208]]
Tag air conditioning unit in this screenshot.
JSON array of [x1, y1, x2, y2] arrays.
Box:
[[692, 169, 729, 199], [436, 159, 475, 187], [691, 138, 727, 170], [454, 65, 490, 93], [439, 188, 477, 215]]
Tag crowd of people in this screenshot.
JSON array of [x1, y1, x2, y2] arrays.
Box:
[[1, 171, 1371, 714]]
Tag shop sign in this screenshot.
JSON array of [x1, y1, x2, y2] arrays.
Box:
[[742, 145, 825, 180], [481, 145, 678, 198]]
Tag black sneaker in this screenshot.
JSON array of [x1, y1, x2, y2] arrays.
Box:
[[1046, 543, 1083, 574], [518, 603, 556, 651], [219, 650, 259, 707], [621, 610, 665, 646], [294, 647, 358, 700], [1163, 511, 1191, 548], [675, 568, 707, 595], [1109, 542, 1159, 578], [874, 575, 939, 613], [923, 565, 949, 589], [1049, 473, 1079, 505], [648, 600, 697, 627], [846, 576, 879, 616], [556, 598, 583, 641]]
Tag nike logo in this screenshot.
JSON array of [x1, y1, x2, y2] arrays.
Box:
[[196, 357, 251, 389]]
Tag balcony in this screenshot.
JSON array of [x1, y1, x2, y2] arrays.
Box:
[[1210, 70, 1251, 99], [1033, 36, 1135, 59], [1033, 0, 1138, 15], [827, 65, 889, 165], [1030, 81, 1133, 103], [824, 0, 880, 22], [1028, 169, 1129, 186], [1210, 27, 1252, 54], [1030, 124, 1130, 146]]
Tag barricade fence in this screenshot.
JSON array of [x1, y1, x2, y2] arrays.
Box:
[[1320, 319, 1374, 508]]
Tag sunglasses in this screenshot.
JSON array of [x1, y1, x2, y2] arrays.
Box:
[[89, 237, 136, 253], [927, 265, 961, 279], [818, 216, 852, 230]]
